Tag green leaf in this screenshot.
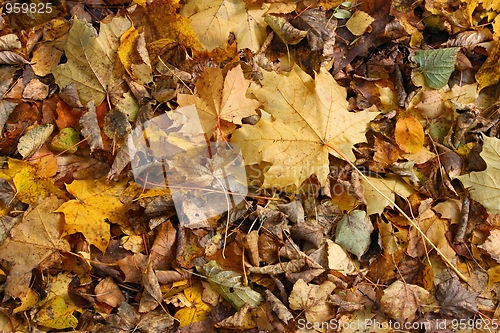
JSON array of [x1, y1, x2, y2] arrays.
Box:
[[334, 8, 352, 19], [51, 128, 80, 154], [412, 47, 459, 89], [198, 261, 263, 310], [335, 210, 374, 259], [457, 135, 500, 214]]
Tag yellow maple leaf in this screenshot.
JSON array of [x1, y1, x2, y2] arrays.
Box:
[[56, 178, 129, 252], [177, 65, 260, 139], [174, 283, 212, 327], [231, 65, 378, 189], [180, 0, 269, 51], [0, 158, 66, 206]]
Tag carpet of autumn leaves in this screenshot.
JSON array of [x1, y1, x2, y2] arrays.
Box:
[[1, 0, 500, 332]]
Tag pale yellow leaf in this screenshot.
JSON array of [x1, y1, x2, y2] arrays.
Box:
[[232, 65, 377, 189], [181, 0, 269, 51]]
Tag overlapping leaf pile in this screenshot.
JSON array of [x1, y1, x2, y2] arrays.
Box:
[[1, 0, 500, 332]]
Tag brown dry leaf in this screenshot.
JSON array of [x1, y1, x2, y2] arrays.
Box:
[[139, 261, 163, 313], [394, 115, 424, 153], [478, 229, 500, 263], [289, 279, 336, 323], [435, 278, 478, 318], [380, 280, 437, 323], [117, 253, 148, 283], [0, 197, 68, 299], [215, 303, 256, 329], [243, 230, 260, 267], [95, 276, 126, 308], [265, 290, 293, 324], [150, 220, 177, 269], [407, 201, 456, 261], [79, 101, 104, 151], [177, 65, 260, 139]]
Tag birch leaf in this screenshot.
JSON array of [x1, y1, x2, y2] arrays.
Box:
[[231, 65, 377, 189]]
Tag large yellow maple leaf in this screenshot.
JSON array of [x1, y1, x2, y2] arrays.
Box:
[[231, 66, 378, 189], [56, 178, 129, 252]]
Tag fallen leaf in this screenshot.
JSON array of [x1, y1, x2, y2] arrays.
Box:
[[346, 10, 375, 36], [174, 283, 212, 327], [412, 47, 459, 89], [394, 115, 425, 153], [79, 101, 104, 151], [177, 64, 260, 138], [17, 124, 54, 158], [265, 290, 293, 324], [0, 197, 68, 299], [198, 260, 263, 310], [288, 279, 336, 323], [118, 27, 153, 85], [56, 178, 129, 252], [335, 210, 374, 259], [478, 229, 500, 263], [51, 127, 80, 153], [232, 65, 377, 189], [95, 276, 126, 308], [181, 0, 269, 51], [435, 278, 479, 318], [264, 15, 308, 45], [380, 280, 436, 323], [52, 16, 131, 106], [360, 175, 415, 215], [457, 136, 500, 214]]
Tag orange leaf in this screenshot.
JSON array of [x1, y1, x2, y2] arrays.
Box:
[[394, 115, 424, 153]]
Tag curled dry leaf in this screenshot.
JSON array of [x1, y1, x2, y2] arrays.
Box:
[[380, 280, 437, 323], [289, 279, 336, 323], [436, 278, 478, 318]]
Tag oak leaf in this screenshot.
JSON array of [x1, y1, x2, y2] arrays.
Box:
[[56, 178, 129, 252], [232, 65, 377, 189]]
